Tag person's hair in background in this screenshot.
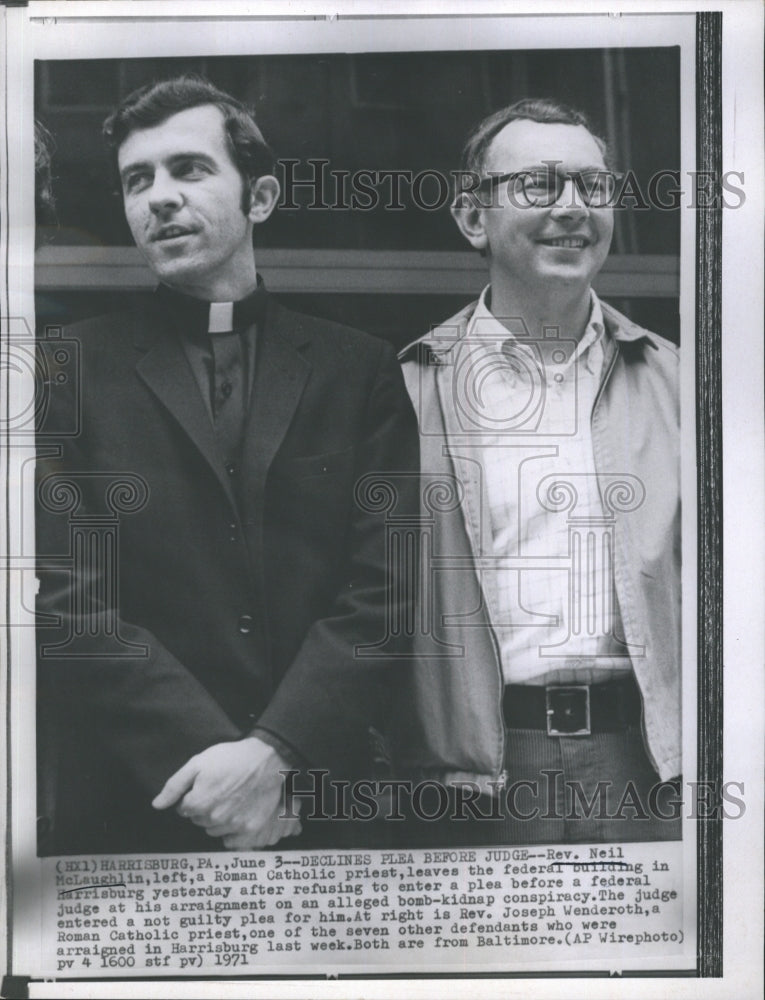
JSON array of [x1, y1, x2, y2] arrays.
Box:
[[35, 119, 57, 231]]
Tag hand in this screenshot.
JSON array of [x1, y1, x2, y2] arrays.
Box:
[[151, 737, 302, 849]]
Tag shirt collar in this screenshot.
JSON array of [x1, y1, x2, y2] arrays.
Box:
[[467, 284, 606, 375], [576, 292, 605, 375], [208, 302, 234, 333], [154, 274, 268, 339]]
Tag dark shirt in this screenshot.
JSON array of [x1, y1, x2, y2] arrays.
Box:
[[154, 278, 267, 432]]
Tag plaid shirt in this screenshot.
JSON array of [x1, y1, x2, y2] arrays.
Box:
[[463, 287, 633, 685]]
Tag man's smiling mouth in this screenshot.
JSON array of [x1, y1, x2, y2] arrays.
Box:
[[538, 236, 591, 249]]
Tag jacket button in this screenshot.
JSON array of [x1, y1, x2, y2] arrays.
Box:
[[228, 522, 238, 541], [238, 614, 253, 635]]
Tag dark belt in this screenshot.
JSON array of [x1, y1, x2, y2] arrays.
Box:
[[503, 674, 642, 736]]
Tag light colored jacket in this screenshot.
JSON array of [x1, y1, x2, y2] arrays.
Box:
[[395, 299, 681, 787]]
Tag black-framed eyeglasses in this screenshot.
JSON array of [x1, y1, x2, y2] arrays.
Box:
[[477, 169, 624, 208]]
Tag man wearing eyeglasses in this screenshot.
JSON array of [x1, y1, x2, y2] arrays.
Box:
[[396, 98, 681, 844]]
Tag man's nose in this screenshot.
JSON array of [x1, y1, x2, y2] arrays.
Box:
[[549, 176, 589, 219], [148, 169, 182, 214]]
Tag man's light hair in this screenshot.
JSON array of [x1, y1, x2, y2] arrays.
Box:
[[459, 97, 612, 180]]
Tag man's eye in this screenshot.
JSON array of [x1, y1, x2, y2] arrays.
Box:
[[124, 173, 151, 194], [176, 161, 209, 179], [582, 172, 607, 191], [579, 172, 615, 202], [524, 172, 556, 193]]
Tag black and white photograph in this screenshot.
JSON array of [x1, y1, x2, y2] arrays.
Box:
[[1, 1, 762, 997], [34, 35, 685, 860]]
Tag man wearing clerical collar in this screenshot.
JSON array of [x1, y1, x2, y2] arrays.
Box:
[[397, 98, 681, 844], [36, 76, 419, 853]]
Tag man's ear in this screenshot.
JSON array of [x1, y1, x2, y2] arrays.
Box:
[[450, 192, 489, 252], [247, 175, 280, 225]]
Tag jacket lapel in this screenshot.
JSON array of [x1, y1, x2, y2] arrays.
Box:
[[133, 295, 312, 512], [241, 299, 312, 498], [238, 301, 311, 644], [134, 309, 239, 510]]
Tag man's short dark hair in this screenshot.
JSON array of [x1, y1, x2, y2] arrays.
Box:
[[103, 74, 275, 207], [459, 97, 611, 178]]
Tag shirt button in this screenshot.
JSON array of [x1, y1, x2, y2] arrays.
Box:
[[226, 463, 237, 476], [238, 614, 253, 635]]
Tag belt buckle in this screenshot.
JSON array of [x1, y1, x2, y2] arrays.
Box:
[[546, 685, 591, 736]]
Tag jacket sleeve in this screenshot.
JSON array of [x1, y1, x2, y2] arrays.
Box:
[[36, 363, 243, 798], [255, 340, 420, 776]]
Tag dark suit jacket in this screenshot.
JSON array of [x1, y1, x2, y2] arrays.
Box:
[[36, 289, 419, 854]]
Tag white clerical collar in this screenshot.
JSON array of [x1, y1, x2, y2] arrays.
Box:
[[208, 301, 235, 334]]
